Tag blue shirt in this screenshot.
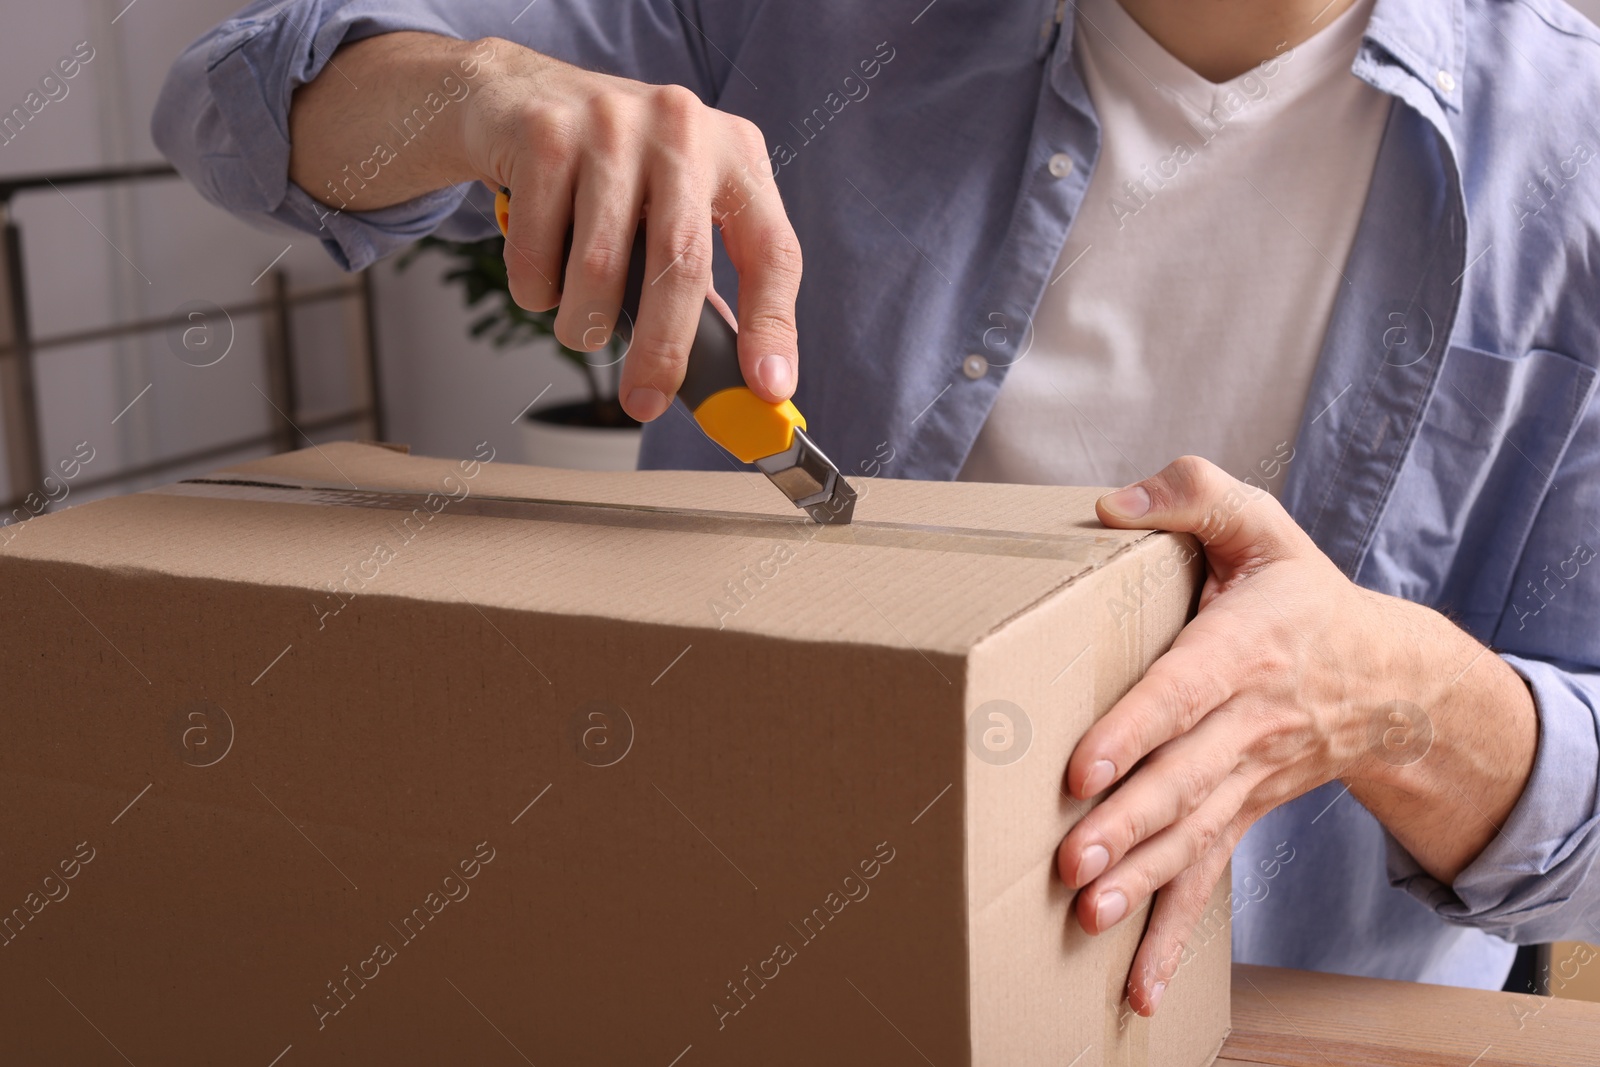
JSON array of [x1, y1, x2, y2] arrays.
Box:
[[154, 0, 1600, 990]]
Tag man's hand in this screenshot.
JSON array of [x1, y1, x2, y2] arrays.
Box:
[[1054, 456, 1537, 1017], [290, 33, 802, 423]]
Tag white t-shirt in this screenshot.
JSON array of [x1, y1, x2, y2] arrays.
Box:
[[959, 0, 1388, 494]]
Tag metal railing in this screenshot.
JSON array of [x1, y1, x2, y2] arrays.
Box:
[[0, 163, 384, 515]]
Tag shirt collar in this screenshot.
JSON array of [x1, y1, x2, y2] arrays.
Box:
[[1360, 0, 1466, 113], [1050, 0, 1466, 114]]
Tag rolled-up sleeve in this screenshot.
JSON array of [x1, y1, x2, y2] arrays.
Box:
[[1385, 655, 1600, 943], [151, 0, 752, 271], [1384, 358, 1600, 945]]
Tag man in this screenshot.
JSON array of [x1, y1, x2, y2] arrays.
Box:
[[154, 0, 1600, 1015]]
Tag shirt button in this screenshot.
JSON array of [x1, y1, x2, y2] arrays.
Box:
[[962, 354, 989, 379], [1436, 69, 1456, 93], [1047, 152, 1075, 178]]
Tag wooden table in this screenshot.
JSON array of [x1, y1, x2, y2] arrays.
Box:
[[1219, 964, 1600, 1066]]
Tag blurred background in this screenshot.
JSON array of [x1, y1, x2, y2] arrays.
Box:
[[0, 0, 609, 518], [2, 0, 1598, 511]]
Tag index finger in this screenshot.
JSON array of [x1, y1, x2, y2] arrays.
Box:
[[714, 130, 802, 403], [1066, 627, 1235, 800]]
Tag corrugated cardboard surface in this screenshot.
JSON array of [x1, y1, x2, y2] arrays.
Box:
[[966, 539, 1226, 1067], [0, 443, 1224, 1065], [1549, 942, 1600, 1003]]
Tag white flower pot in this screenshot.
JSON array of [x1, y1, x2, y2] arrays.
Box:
[[518, 404, 643, 471]]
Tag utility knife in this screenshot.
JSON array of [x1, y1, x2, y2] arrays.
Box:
[[494, 188, 856, 525]]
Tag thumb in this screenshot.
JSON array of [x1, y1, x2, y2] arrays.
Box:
[[1096, 456, 1303, 567]]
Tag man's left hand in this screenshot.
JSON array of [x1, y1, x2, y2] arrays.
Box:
[[1055, 455, 1449, 1016]]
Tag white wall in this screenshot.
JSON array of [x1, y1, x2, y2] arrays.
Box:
[[369, 253, 589, 464], [0, 0, 579, 507]]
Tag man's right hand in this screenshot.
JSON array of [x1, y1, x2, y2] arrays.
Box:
[[289, 32, 802, 422]]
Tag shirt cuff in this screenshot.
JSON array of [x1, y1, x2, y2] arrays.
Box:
[[1383, 653, 1600, 942], [280, 181, 482, 272], [202, 4, 491, 271]]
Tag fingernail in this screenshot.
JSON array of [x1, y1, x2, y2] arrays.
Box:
[[1082, 759, 1116, 797], [1075, 844, 1110, 887], [757, 354, 794, 398], [1149, 981, 1167, 1012], [1095, 889, 1128, 930], [1101, 485, 1151, 520], [626, 387, 669, 421]]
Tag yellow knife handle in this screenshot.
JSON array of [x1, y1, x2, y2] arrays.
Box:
[[493, 187, 805, 463]]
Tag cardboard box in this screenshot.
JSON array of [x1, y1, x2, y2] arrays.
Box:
[[1548, 942, 1600, 1003], [0, 442, 1225, 1065]]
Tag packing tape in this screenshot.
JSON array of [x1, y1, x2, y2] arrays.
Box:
[[151, 477, 1107, 562]]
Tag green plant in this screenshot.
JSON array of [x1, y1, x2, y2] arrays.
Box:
[[398, 234, 632, 424]]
